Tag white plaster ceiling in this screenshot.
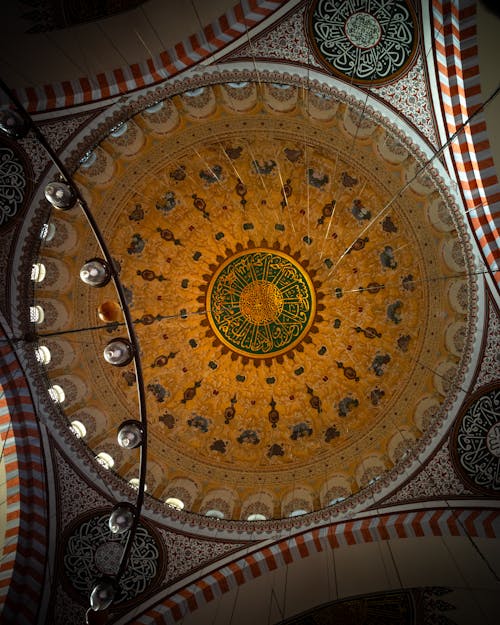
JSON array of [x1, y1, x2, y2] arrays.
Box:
[[0, 0, 235, 88]]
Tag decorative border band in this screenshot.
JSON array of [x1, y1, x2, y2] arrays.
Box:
[[137, 507, 500, 624], [0, 324, 48, 625], [432, 0, 500, 287], [14, 0, 288, 114]]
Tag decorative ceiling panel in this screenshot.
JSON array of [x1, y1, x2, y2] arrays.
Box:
[[34, 79, 477, 523], [307, 0, 418, 84]]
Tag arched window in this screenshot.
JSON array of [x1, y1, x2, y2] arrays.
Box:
[[35, 345, 51, 364], [70, 420, 87, 439], [205, 509, 224, 519], [184, 87, 205, 97], [227, 82, 249, 89], [247, 513, 266, 521], [95, 452, 115, 470], [129, 478, 147, 491], [288, 509, 308, 518], [39, 222, 56, 241], [79, 151, 97, 168], [31, 263, 46, 282], [48, 384, 65, 403], [328, 496, 346, 506], [144, 102, 163, 114], [165, 497, 184, 510], [110, 122, 128, 138], [30, 305, 45, 324]]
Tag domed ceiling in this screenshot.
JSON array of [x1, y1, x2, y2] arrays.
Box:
[[35, 78, 475, 522]]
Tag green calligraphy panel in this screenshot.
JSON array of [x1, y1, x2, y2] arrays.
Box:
[[207, 249, 316, 357]]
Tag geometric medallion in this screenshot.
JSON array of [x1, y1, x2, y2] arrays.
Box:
[[308, 0, 418, 84], [62, 513, 161, 605], [206, 248, 316, 358], [453, 386, 500, 494]]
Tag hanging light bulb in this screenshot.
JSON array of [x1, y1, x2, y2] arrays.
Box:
[[0, 108, 29, 139], [89, 578, 116, 611], [97, 301, 121, 322], [80, 259, 110, 287], [108, 502, 135, 534], [103, 339, 133, 366], [44, 180, 77, 209], [117, 420, 143, 449]]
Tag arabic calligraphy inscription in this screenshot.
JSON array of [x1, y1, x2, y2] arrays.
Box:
[[207, 249, 315, 357], [309, 0, 417, 83], [455, 388, 500, 492]]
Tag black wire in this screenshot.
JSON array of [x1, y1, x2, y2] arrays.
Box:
[[322, 81, 500, 280]]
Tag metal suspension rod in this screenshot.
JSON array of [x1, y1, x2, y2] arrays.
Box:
[[0, 77, 149, 597]]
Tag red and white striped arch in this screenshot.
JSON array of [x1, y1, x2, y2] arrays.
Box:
[[15, 0, 289, 114], [432, 0, 500, 286], [0, 326, 48, 625], [137, 508, 500, 624]]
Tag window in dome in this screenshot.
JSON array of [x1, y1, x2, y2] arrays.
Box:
[[184, 87, 205, 97], [70, 420, 87, 439], [144, 102, 163, 114], [35, 345, 51, 364], [129, 478, 147, 491], [313, 91, 332, 100], [328, 496, 346, 506], [48, 384, 65, 403], [205, 509, 224, 519], [39, 222, 56, 241], [31, 262, 46, 282], [96, 452, 115, 470], [165, 497, 184, 510], [247, 513, 267, 521], [110, 122, 128, 138], [227, 82, 249, 88], [30, 305, 44, 324], [288, 509, 308, 518], [79, 151, 97, 168]]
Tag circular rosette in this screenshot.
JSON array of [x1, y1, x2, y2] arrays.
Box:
[[453, 387, 500, 494], [206, 248, 316, 358], [62, 513, 162, 605], [308, 0, 417, 84]]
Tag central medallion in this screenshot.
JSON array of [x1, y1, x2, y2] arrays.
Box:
[[239, 280, 284, 325], [345, 12, 381, 49], [206, 248, 316, 357]]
